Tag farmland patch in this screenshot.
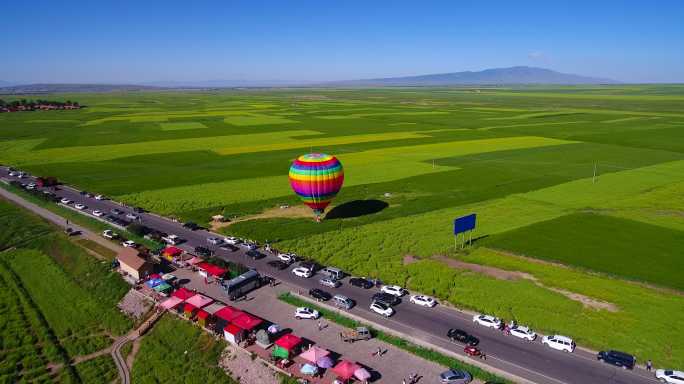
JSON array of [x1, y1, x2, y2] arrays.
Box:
[[160, 121, 207, 130]]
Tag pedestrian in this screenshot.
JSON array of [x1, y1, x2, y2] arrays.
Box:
[[376, 346, 382, 357], [646, 359, 652, 372], [481, 352, 487, 361], [317, 320, 323, 331]]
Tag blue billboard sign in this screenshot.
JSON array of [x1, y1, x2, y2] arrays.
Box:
[[454, 214, 476, 235]]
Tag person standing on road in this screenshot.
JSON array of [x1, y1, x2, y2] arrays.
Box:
[[646, 359, 653, 371], [317, 320, 323, 331]]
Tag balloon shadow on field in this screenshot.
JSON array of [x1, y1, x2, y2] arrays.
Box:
[[324, 200, 389, 220]]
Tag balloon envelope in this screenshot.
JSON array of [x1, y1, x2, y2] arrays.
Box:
[[289, 153, 344, 215]]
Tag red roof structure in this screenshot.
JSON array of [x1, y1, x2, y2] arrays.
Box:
[[275, 334, 302, 350], [214, 306, 243, 322], [224, 324, 242, 335], [163, 246, 183, 256], [197, 310, 209, 320], [183, 303, 197, 313], [332, 360, 361, 380], [197, 262, 228, 278], [232, 313, 263, 331], [172, 287, 196, 301]]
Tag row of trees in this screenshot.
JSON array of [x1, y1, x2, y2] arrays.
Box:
[[0, 98, 82, 111]]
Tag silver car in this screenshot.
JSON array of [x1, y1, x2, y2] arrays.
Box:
[[319, 277, 341, 288]]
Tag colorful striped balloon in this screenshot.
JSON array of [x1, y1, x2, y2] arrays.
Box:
[[289, 153, 344, 216]]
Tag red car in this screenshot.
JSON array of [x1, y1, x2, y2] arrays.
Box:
[[464, 345, 481, 357]]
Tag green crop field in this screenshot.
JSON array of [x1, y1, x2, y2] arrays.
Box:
[[0, 198, 130, 382], [2, 86, 684, 365]]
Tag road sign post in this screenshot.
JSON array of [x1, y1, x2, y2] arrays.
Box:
[[453, 214, 477, 250]]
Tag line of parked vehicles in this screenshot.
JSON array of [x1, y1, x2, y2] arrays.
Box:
[[2, 166, 682, 384]]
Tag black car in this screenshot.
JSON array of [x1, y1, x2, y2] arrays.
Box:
[[447, 329, 479, 346], [372, 292, 400, 306], [194, 246, 213, 257], [183, 221, 199, 230], [219, 243, 238, 252], [349, 277, 374, 289], [309, 288, 332, 301], [79, 190, 88, 195], [597, 350, 635, 370], [299, 261, 322, 272], [267, 260, 289, 270], [246, 250, 264, 260], [111, 208, 124, 215], [133, 206, 145, 213]]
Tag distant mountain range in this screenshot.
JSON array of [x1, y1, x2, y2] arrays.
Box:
[[325, 66, 617, 86], [0, 67, 618, 94]]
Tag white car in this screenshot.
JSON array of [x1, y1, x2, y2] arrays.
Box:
[[94, 194, 105, 200], [223, 236, 240, 245], [294, 307, 319, 320], [292, 267, 313, 278], [409, 295, 436, 307], [542, 335, 575, 353], [473, 314, 502, 329], [509, 325, 537, 341], [125, 213, 139, 220], [8, 171, 18, 176], [26, 183, 36, 190], [207, 237, 223, 245], [278, 253, 297, 263], [319, 277, 341, 288], [60, 198, 72, 204], [656, 370, 684, 384], [74, 203, 87, 210], [102, 230, 118, 239], [162, 235, 182, 245], [92, 210, 104, 217], [122, 240, 137, 248], [369, 301, 394, 317], [381, 285, 407, 297]]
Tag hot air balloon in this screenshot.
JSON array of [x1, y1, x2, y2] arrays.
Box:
[[289, 153, 344, 218]]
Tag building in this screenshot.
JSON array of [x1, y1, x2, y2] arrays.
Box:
[[117, 247, 153, 281]]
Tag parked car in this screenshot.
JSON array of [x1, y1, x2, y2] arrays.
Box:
[[223, 236, 241, 245], [339, 326, 370, 343], [372, 292, 400, 306], [246, 250, 264, 260], [410, 294, 436, 307], [125, 213, 139, 220], [122, 240, 137, 248], [322, 267, 345, 280], [464, 345, 481, 357], [278, 253, 298, 263], [26, 182, 36, 190], [656, 370, 684, 384], [473, 314, 502, 329], [369, 301, 394, 317], [381, 285, 407, 297], [332, 294, 354, 310], [132, 206, 145, 213], [349, 277, 374, 289], [74, 203, 87, 210], [194, 246, 213, 257], [299, 261, 321, 272], [509, 325, 537, 341], [162, 234, 183, 245], [597, 350, 635, 370], [183, 221, 200, 230], [447, 329, 479, 346], [94, 194, 106, 200], [542, 335, 576, 353], [319, 277, 341, 288], [79, 190, 88, 196], [111, 208, 124, 215], [92, 210, 104, 217], [308, 288, 332, 301], [294, 307, 319, 320], [292, 267, 313, 278], [60, 198, 72, 204], [207, 237, 223, 245], [439, 369, 472, 384], [102, 230, 118, 239], [267, 260, 289, 270]]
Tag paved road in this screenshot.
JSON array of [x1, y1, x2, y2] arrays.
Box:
[[0, 167, 661, 384]]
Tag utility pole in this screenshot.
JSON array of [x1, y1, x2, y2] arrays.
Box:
[[593, 162, 597, 184]]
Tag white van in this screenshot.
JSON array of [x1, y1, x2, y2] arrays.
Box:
[[542, 335, 575, 353], [322, 267, 345, 280]]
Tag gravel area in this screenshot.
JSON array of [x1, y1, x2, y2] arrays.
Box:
[[220, 345, 280, 384], [117, 289, 153, 319]]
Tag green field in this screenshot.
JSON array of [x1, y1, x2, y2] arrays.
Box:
[[0, 198, 130, 382], [2, 86, 684, 365], [131, 315, 234, 384]]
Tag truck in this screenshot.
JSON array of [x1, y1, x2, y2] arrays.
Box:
[[221, 269, 263, 301], [339, 327, 372, 343]]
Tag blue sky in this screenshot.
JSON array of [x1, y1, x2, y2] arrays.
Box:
[[2, 0, 683, 83]]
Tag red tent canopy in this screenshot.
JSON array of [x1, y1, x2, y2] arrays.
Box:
[[232, 312, 263, 331], [224, 324, 242, 335], [183, 303, 197, 313], [332, 360, 361, 380], [197, 309, 209, 320], [172, 287, 196, 301], [275, 334, 302, 350], [197, 262, 228, 278], [163, 246, 183, 256], [214, 306, 243, 322]]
